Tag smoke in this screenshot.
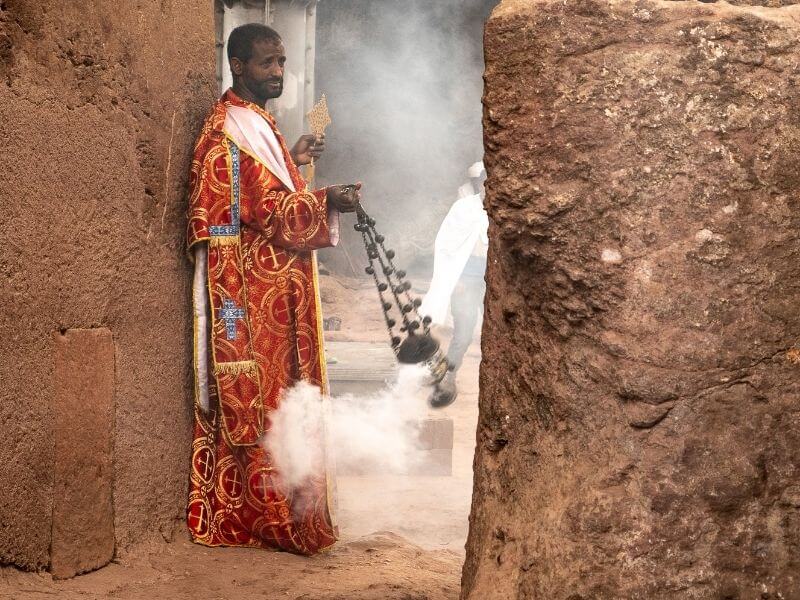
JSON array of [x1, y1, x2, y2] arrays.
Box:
[[263, 365, 432, 490], [315, 0, 497, 273]]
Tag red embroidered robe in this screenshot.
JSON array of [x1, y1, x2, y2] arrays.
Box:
[[186, 89, 337, 555]]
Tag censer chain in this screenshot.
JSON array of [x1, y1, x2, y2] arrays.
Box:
[[354, 206, 432, 356]]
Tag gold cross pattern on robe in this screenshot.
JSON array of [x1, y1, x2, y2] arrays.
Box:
[[305, 94, 331, 183]]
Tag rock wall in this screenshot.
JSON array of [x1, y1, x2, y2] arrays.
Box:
[[0, 1, 216, 571], [465, 0, 800, 597]]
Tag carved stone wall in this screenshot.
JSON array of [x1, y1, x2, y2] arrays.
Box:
[[0, 0, 216, 571]]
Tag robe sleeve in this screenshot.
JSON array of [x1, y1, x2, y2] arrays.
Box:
[[187, 131, 228, 251], [240, 187, 340, 251]]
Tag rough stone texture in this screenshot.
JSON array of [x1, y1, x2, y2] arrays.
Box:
[[0, 1, 216, 571], [51, 329, 115, 579], [465, 0, 800, 598]]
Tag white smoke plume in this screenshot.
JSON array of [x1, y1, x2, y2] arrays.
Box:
[[314, 0, 496, 270], [263, 365, 431, 490]]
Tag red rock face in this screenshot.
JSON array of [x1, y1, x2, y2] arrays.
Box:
[[0, 1, 216, 570], [465, 0, 800, 597]]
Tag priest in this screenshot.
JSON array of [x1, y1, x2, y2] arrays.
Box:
[[186, 23, 360, 555]]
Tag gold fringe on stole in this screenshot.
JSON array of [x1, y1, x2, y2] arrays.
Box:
[[214, 360, 258, 378], [209, 235, 239, 247]]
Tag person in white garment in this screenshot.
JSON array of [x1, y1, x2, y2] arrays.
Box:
[[421, 161, 488, 401]]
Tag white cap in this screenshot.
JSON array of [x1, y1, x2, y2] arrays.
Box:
[[467, 161, 485, 179]]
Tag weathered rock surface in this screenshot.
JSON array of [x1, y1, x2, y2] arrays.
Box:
[[0, 1, 216, 571], [465, 0, 800, 597], [51, 329, 115, 579]]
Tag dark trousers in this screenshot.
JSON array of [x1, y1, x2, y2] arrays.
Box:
[[446, 276, 486, 372]]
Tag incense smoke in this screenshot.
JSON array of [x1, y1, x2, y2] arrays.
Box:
[[315, 0, 496, 271], [263, 365, 431, 490]]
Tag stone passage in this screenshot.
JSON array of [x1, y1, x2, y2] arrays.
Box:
[[326, 341, 398, 397], [464, 0, 800, 598], [51, 329, 115, 579]]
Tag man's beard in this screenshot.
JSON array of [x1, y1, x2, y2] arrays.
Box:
[[262, 79, 283, 100]]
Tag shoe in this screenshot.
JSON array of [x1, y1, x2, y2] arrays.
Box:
[[429, 371, 457, 408]]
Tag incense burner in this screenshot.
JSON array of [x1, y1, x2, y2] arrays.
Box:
[[353, 206, 457, 408]]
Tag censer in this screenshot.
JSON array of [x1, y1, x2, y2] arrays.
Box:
[[351, 203, 456, 408], [305, 97, 454, 407]]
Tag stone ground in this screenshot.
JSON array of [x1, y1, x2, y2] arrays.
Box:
[[0, 276, 480, 600]]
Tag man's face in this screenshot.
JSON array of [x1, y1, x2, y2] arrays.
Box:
[[233, 38, 286, 104]]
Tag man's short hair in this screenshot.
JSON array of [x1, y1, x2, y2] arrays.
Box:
[[227, 23, 282, 64]]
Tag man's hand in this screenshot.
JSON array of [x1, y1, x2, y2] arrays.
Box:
[[290, 133, 325, 166], [326, 182, 362, 213]]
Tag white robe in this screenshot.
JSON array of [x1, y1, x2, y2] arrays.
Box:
[[420, 194, 489, 325]]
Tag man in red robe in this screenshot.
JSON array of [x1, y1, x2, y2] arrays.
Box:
[[186, 23, 360, 555]]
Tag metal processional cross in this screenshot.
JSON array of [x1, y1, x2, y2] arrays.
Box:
[[305, 94, 332, 184]]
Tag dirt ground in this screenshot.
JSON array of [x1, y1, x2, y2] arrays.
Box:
[[0, 275, 480, 600]]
